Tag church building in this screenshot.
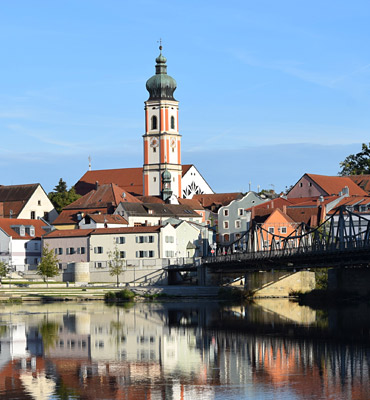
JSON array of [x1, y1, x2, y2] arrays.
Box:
[[75, 47, 213, 200]]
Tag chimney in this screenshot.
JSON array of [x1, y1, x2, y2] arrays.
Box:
[[283, 205, 287, 214], [95, 181, 99, 190]]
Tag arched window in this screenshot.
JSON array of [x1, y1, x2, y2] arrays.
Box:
[[170, 116, 175, 130], [151, 115, 157, 130]]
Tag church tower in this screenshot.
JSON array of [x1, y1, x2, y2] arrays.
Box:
[[143, 46, 182, 197]]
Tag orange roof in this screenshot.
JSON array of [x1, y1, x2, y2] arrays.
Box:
[[92, 226, 161, 235], [0, 183, 40, 218], [178, 197, 204, 209], [44, 229, 93, 238], [87, 214, 128, 225], [192, 193, 243, 208], [0, 218, 49, 239], [74, 165, 194, 196], [246, 197, 294, 212], [66, 183, 140, 210], [137, 195, 165, 204], [347, 175, 370, 194], [53, 208, 105, 225], [306, 174, 367, 196], [45, 225, 162, 238]]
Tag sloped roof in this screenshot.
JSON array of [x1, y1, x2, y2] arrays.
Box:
[[44, 229, 94, 238], [53, 208, 105, 225], [178, 197, 204, 210], [119, 202, 200, 218], [0, 184, 39, 218], [306, 174, 367, 196], [192, 193, 243, 208], [136, 195, 165, 204], [74, 165, 194, 196], [347, 175, 370, 194], [246, 197, 294, 213], [0, 218, 49, 239], [92, 226, 161, 235], [87, 214, 128, 225], [66, 183, 140, 210], [286, 207, 322, 226]]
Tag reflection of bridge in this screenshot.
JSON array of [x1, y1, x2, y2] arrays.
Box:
[[203, 207, 370, 271]]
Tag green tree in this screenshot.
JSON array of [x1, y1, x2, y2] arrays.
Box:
[[0, 261, 10, 285], [48, 178, 81, 214], [37, 245, 60, 287], [108, 246, 125, 287], [339, 143, 370, 176]]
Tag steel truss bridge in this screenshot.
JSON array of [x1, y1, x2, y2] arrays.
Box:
[[202, 206, 370, 271]]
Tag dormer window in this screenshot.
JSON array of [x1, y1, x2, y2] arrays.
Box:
[[151, 115, 157, 130], [20, 225, 25, 236], [30, 226, 35, 237]]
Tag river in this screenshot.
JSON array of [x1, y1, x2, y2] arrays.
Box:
[[0, 299, 369, 399]]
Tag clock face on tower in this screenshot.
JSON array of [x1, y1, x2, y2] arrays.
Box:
[[170, 138, 176, 148], [150, 137, 159, 148]]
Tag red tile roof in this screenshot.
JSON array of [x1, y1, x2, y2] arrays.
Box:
[[92, 226, 161, 235], [87, 214, 128, 225], [0, 218, 49, 239], [0, 184, 40, 218], [192, 193, 243, 208], [347, 175, 370, 194], [44, 229, 94, 238], [177, 198, 204, 209], [66, 183, 140, 210], [306, 174, 367, 196], [53, 208, 105, 225], [74, 165, 194, 196]]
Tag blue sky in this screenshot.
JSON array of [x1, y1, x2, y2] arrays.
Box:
[[0, 1, 369, 194]]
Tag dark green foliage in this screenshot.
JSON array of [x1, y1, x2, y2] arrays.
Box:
[[339, 143, 370, 176], [315, 269, 328, 290], [104, 289, 135, 302], [48, 178, 81, 214]]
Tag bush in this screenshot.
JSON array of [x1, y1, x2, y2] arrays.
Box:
[[116, 289, 135, 301], [105, 289, 135, 302]]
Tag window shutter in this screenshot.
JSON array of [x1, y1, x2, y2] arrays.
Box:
[[116, 237, 119, 244]]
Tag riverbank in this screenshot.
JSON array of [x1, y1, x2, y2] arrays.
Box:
[[0, 284, 224, 302]]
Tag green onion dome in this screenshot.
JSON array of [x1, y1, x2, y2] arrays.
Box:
[[146, 46, 177, 101]]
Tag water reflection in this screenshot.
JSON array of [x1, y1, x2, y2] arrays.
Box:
[[0, 300, 369, 400]]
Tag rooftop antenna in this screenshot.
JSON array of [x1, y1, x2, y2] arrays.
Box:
[[88, 155, 92, 171], [249, 181, 251, 192]]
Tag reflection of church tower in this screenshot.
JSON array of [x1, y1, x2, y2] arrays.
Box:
[[143, 46, 182, 197]]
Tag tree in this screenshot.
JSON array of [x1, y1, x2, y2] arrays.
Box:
[[108, 246, 125, 287], [0, 261, 10, 285], [37, 245, 60, 287], [48, 178, 81, 214], [339, 143, 370, 176]]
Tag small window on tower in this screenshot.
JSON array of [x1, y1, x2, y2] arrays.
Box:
[[153, 147, 156, 153], [153, 177, 157, 182], [171, 116, 175, 130], [151, 115, 157, 130]]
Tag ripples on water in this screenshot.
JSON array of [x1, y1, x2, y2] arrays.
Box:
[[0, 300, 369, 400]]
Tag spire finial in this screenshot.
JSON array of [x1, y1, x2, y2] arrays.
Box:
[[158, 38, 162, 52], [88, 155, 92, 171]]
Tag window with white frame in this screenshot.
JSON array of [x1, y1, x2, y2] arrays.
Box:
[[224, 221, 229, 229], [165, 250, 175, 257], [268, 227, 274, 234], [116, 237, 125, 244], [94, 247, 103, 254], [280, 227, 287, 234], [120, 251, 126, 258], [165, 236, 174, 243], [238, 208, 244, 216], [235, 220, 241, 229], [223, 209, 229, 217]]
